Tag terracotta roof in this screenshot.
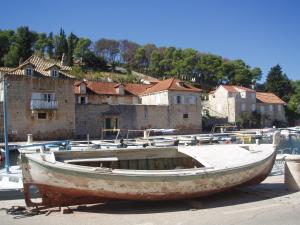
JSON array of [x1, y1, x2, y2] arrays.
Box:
[[256, 92, 286, 104], [124, 83, 153, 96], [221, 85, 255, 93], [5, 55, 74, 78], [85, 81, 120, 95], [141, 78, 201, 95], [74, 80, 151, 96]]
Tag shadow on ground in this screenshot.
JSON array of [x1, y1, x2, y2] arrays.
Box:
[[1, 177, 294, 218], [74, 182, 293, 214]]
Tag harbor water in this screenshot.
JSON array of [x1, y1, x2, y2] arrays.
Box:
[[1, 135, 300, 169]]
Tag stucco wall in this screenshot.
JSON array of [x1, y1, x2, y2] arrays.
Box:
[[141, 90, 201, 107], [141, 91, 169, 105]]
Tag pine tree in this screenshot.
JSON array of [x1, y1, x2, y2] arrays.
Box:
[[47, 32, 54, 59], [67, 32, 78, 66], [4, 26, 37, 66], [265, 65, 292, 102], [54, 28, 68, 61]]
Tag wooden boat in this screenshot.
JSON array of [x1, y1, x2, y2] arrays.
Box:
[[20, 132, 280, 207], [0, 166, 23, 190]]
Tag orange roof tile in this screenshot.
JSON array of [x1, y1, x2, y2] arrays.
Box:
[[141, 78, 201, 95], [256, 92, 286, 104], [74, 80, 152, 96], [221, 85, 255, 93], [86, 81, 120, 95], [124, 83, 153, 96]]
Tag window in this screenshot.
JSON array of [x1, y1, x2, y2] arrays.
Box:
[[269, 105, 273, 112], [78, 96, 88, 104], [251, 104, 256, 111], [176, 96, 181, 104], [183, 113, 189, 119], [189, 96, 196, 104], [278, 105, 282, 112], [251, 93, 256, 99], [38, 112, 47, 119], [25, 68, 32, 75], [43, 93, 52, 102], [80, 84, 86, 94], [240, 92, 246, 98], [51, 70, 58, 77], [241, 103, 246, 111]]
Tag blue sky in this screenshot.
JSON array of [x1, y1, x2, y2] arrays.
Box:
[[1, 0, 299, 81]]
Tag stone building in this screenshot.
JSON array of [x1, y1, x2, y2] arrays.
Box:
[[208, 85, 256, 122], [0, 55, 75, 141], [0, 55, 203, 141], [256, 92, 286, 127], [75, 78, 202, 138], [207, 85, 286, 127]]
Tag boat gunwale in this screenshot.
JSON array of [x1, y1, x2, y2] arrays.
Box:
[[22, 143, 277, 178]]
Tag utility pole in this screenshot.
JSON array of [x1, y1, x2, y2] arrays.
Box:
[[3, 77, 9, 173]]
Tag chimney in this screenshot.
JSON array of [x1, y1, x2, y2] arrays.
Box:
[[115, 84, 125, 95], [61, 53, 67, 66], [19, 57, 24, 65]]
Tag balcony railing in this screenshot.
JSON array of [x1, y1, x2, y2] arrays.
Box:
[[30, 99, 58, 110]]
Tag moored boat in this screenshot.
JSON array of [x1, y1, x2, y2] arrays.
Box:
[[20, 132, 280, 207]]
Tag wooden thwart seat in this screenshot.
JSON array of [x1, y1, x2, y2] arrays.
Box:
[[64, 157, 118, 163]]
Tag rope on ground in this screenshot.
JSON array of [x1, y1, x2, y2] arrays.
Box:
[[5, 205, 46, 219]]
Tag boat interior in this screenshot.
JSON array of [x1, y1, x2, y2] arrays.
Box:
[[53, 147, 204, 170]]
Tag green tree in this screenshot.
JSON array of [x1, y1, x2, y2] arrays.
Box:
[[54, 28, 68, 61], [288, 80, 300, 114], [4, 26, 37, 66], [149, 49, 162, 75], [0, 30, 13, 66], [3, 45, 19, 67], [134, 47, 147, 72], [264, 65, 292, 102], [95, 38, 119, 64], [47, 32, 54, 58], [119, 40, 140, 65], [34, 33, 48, 57], [67, 32, 78, 66], [196, 54, 224, 90], [74, 38, 91, 59], [159, 47, 176, 76]]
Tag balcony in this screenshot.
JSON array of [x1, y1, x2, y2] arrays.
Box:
[[30, 99, 58, 110]]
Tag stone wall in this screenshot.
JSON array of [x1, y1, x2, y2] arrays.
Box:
[[257, 103, 286, 127], [0, 75, 75, 141], [75, 104, 202, 139]]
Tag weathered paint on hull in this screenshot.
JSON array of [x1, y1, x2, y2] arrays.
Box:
[[21, 149, 276, 207]]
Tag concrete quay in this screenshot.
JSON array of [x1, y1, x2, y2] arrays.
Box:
[[1, 174, 300, 225]]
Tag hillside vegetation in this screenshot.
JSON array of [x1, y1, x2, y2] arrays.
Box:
[[0, 26, 299, 123]]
